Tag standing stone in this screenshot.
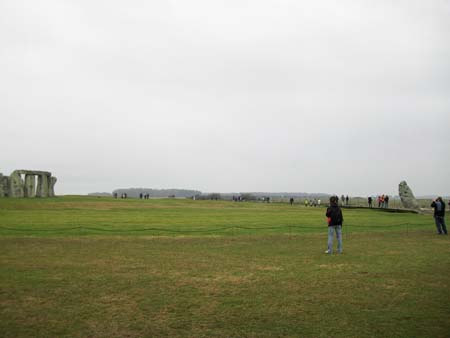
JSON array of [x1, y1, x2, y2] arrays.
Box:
[[24, 174, 36, 197], [49, 176, 57, 197], [10, 171, 25, 198], [36, 176, 42, 197], [0, 173, 4, 197], [399, 181, 419, 209], [1, 175, 9, 197], [36, 174, 49, 197]]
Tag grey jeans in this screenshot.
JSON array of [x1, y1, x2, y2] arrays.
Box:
[[328, 225, 343, 253]]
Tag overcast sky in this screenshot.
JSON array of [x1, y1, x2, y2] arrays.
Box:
[[1, 0, 449, 196]]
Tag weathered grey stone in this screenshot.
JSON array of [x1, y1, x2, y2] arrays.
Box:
[[49, 176, 57, 197], [18, 170, 50, 176], [399, 181, 419, 209], [24, 174, 36, 197], [10, 171, 25, 198], [0, 170, 55, 198], [1, 175, 9, 197], [0, 173, 4, 197], [36, 174, 49, 198]]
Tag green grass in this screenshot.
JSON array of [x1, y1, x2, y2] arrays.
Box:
[[0, 196, 430, 236], [0, 196, 449, 337]]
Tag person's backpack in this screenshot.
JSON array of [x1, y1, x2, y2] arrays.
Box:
[[436, 201, 442, 212]]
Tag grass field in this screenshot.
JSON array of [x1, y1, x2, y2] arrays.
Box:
[[1, 197, 449, 337]]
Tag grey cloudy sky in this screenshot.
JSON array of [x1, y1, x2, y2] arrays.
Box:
[[1, 0, 449, 196]]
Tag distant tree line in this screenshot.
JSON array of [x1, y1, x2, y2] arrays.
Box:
[[88, 192, 112, 197]]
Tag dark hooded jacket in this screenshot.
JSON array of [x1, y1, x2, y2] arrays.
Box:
[[326, 203, 344, 226]]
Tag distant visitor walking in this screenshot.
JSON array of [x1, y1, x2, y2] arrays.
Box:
[[431, 197, 447, 235], [325, 196, 344, 254]]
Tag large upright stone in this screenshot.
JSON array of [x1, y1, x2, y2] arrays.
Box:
[[10, 171, 25, 198], [399, 181, 419, 209], [0, 173, 4, 197], [24, 174, 36, 197], [49, 176, 57, 197], [36, 174, 49, 197], [1, 175, 9, 197]]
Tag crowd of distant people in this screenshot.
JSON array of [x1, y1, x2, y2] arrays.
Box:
[[367, 195, 390, 208], [303, 198, 321, 207], [113, 192, 128, 199], [112, 192, 150, 199]]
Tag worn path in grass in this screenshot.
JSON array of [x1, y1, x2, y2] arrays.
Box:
[[1, 231, 450, 338]]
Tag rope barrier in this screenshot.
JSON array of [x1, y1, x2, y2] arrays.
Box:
[[0, 223, 416, 234]]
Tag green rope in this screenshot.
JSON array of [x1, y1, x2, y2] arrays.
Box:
[[0, 223, 414, 233]]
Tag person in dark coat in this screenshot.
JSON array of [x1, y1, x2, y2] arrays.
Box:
[[431, 197, 447, 235], [325, 196, 344, 254]]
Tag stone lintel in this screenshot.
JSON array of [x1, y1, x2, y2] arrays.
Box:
[[13, 170, 51, 176]]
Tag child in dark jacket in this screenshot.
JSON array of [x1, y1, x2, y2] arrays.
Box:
[[325, 196, 344, 254]]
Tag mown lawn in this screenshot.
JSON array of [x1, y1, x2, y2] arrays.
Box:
[[0, 197, 449, 337], [0, 196, 431, 236]]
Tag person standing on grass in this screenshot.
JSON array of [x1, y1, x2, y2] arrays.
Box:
[[368, 196, 372, 208], [325, 196, 344, 254], [431, 197, 447, 235]]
